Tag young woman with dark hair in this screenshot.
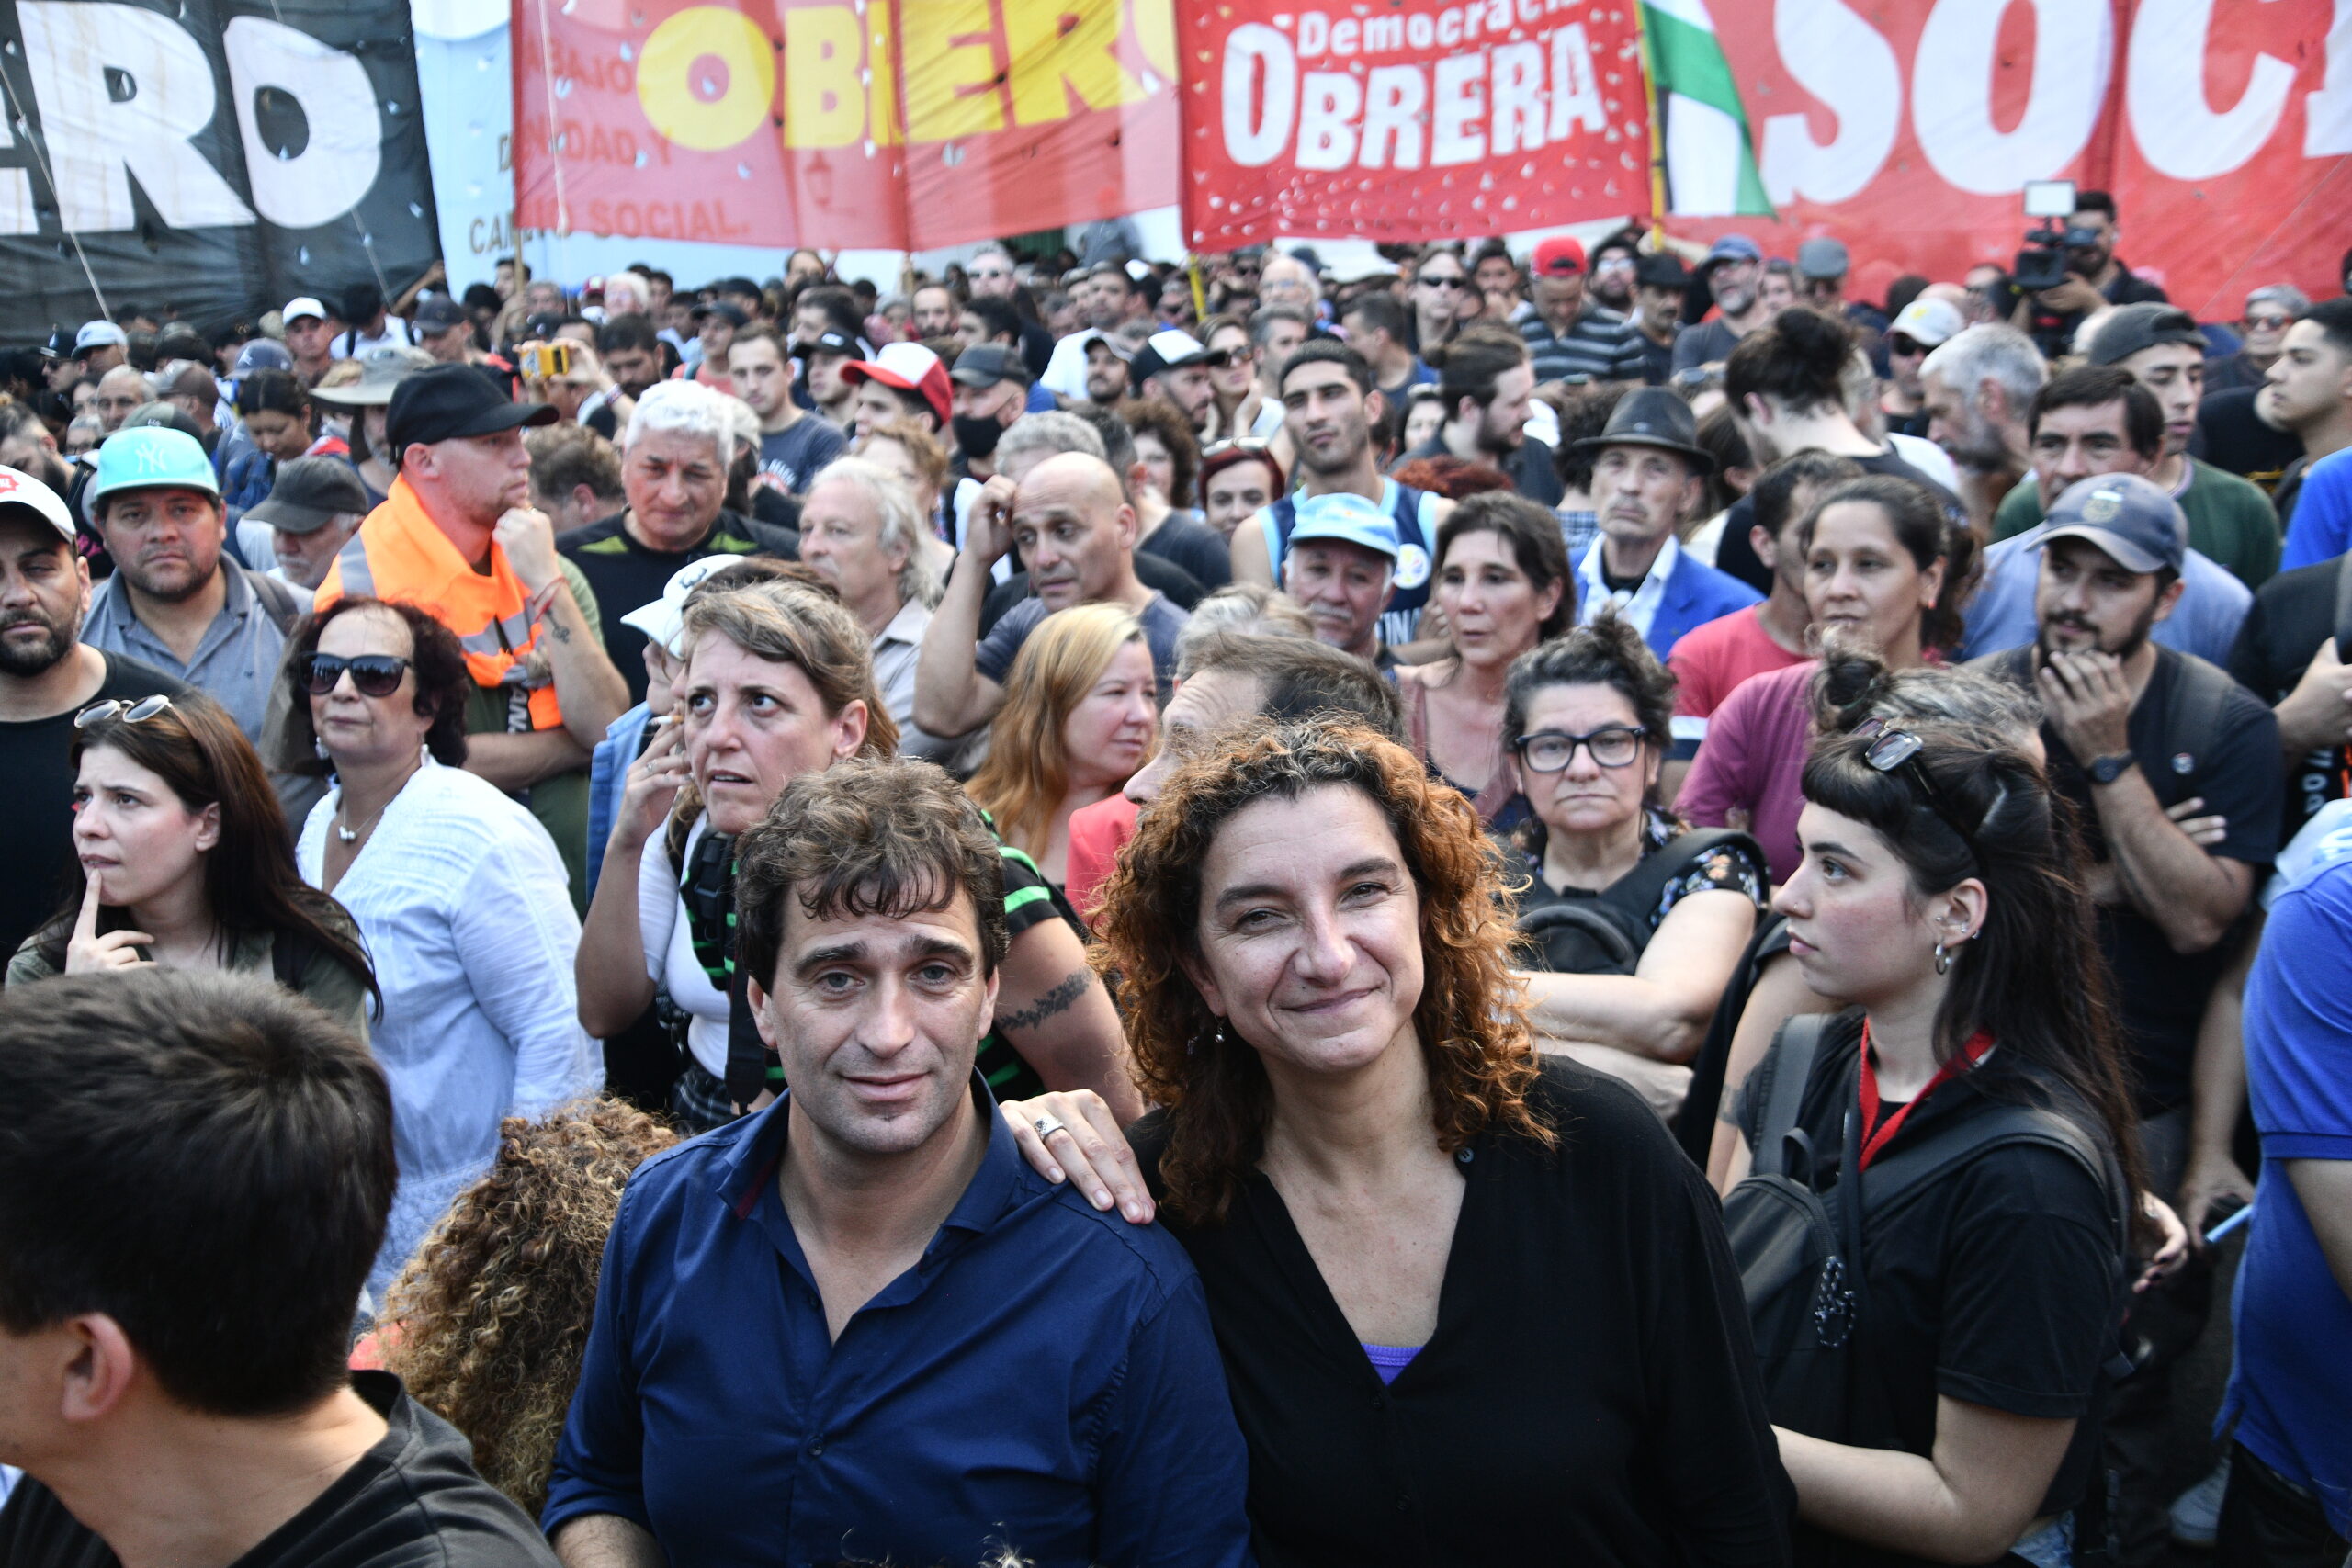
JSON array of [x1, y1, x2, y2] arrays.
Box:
[[1503, 618, 1768, 1116], [221, 367, 320, 513], [1725, 711, 2159, 1566], [1001, 719, 1792, 1565], [11, 690, 375, 1040], [1396, 491, 1574, 827]]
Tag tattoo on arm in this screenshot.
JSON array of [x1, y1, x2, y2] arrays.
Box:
[[543, 611, 573, 644], [999, 970, 1091, 1036]]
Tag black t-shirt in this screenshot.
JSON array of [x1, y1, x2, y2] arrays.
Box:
[[2195, 386, 2303, 492], [2228, 555, 2344, 840], [1130, 1058, 1793, 1566], [0, 653, 186, 964], [1402, 435, 1565, 507], [1982, 645, 2282, 1112], [1715, 447, 1963, 596], [754, 416, 847, 497], [0, 1371, 559, 1567], [557, 509, 800, 704], [1736, 1012, 2123, 1562], [1137, 511, 1233, 594]]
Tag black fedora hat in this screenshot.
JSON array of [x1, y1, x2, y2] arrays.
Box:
[[1573, 387, 1715, 474]]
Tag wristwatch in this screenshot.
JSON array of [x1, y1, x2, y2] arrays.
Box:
[[2086, 751, 2138, 785]]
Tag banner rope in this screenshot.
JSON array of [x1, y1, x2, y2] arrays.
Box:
[[0, 60, 108, 319]]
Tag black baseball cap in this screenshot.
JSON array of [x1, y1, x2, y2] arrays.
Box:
[[384, 364, 554, 457], [693, 300, 751, 329], [950, 343, 1029, 389], [797, 329, 858, 359], [247, 457, 373, 534], [2086, 304, 2204, 367], [413, 295, 469, 334]]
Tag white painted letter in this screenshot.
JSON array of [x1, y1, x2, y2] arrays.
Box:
[[1545, 23, 1604, 140], [1223, 23, 1297, 167], [1361, 64, 1429, 167], [1431, 49, 1486, 164], [2126, 0, 2291, 178], [1912, 0, 2109, 195], [1759, 0, 1900, 205], [225, 17, 383, 230], [1295, 70, 1363, 168]]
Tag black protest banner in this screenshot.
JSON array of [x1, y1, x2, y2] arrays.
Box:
[[0, 0, 439, 343]]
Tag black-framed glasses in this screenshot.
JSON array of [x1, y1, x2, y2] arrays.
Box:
[[74, 694, 174, 729], [1199, 349, 1240, 369], [1515, 726, 1645, 773], [1853, 718, 1974, 845], [303, 652, 412, 697]]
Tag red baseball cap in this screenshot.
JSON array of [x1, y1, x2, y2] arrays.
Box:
[[1532, 237, 1587, 276], [842, 342, 953, 427]]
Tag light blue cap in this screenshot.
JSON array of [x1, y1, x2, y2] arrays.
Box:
[[89, 426, 220, 510], [1288, 491, 1398, 559]]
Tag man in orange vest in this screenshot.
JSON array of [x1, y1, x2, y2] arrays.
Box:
[[318, 364, 628, 897]]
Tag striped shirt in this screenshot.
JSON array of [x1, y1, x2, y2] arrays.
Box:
[[1521, 302, 1648, 385]]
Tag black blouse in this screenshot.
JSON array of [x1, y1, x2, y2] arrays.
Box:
[[1130, 1057, 1794, 1567]]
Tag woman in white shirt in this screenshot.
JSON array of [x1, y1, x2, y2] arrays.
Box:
[[576, 580, 896, 1130], [283, 595, 601, 1299]]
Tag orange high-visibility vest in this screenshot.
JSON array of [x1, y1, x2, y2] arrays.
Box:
[[316, 477, 563, 730]]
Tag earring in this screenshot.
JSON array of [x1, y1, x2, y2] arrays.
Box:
[[1933, 941, 1951, 976], [313, 736, 331, 761]]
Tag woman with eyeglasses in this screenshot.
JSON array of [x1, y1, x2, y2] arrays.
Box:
[[278, 594, 599, 1300], [1721, 716, 2152, 1568], [9, 690, 375, 1043], [1503, 620, 1767, 1117]]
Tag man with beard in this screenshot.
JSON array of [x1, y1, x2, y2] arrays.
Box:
[[1959, 367, 2251, 666], [2013, 188, 2170, 359], [1974, 473, 2279, 1568], [1128, 330, 1216, 436], [1227, 341, 1446, 651], [77, 427, 304, 744], [1919, 323, 2046, 529], [1629, 254, 1691, 386], [1992, 306, 2281, 593], [1671, 235, 1774, 372], [0, 465, 185, 959], [1587, 229, 1643, 314], [1407, 326, 1561, 503]]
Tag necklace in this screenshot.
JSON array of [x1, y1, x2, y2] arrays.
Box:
[[334, 762, 418, 844]]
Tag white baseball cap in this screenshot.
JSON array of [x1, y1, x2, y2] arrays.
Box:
[[74, 321, 128, 355], [620, 557, 734, 658], [0, 464, 77, 542], [1889, 297, 1966, 349], [281, 297, 329, 325]]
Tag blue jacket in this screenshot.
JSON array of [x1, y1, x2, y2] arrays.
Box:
[[1575, 540, 1762, 661]]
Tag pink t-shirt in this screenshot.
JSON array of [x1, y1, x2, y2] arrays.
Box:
[[1064, 793, 1142, 924], [1675, 660, 1818, 886], [1669, 605, 1810, 721]]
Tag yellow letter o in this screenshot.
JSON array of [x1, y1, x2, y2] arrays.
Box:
[[637, 7, 775, 152]]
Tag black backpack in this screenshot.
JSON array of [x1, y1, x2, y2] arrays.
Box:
[[1724, 1014, 2132, 1443], [1513, 828, 1758, 976]]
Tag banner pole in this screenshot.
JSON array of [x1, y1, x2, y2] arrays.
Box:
[[1631, 0, 1668, 242]]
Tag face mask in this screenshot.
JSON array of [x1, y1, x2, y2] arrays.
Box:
[[953, 413, 1005, 458]]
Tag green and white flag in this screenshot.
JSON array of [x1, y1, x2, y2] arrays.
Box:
[[1640, 0, 1775, 218]]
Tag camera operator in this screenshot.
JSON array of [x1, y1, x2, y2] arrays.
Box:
[[2014, 190, 2169, 359]]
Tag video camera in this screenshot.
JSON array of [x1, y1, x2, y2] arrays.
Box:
[[2014, 179, 2096, 293]]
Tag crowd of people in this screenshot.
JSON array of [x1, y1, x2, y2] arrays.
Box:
[[0, 203, 2349, 1568]]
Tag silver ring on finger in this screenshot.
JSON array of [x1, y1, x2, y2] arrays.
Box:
[[1033, 1113, 1068, 1140]]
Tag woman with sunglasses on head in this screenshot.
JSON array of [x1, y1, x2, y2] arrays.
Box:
[[995, 720, 1792, 1565], [279, 595, 600, 1299], [1199, 439, 1284, 543], [10, 691, 374, 1044], [1722, 713, 2151, 1567], [1199, 313, 1263, 440], [1504, 619, 1767, 1117]]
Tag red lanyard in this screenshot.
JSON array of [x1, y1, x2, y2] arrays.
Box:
[[1857, 1022, 1994, 1170]]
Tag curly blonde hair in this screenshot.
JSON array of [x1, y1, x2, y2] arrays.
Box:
[[380, 1099, 677, 1517], [1091, 720, 1552, 1224]]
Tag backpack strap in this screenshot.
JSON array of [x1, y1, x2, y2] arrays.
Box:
[[1266, 496, 1299, 569], [1751, 1013, 1830, 1179], [270, 926, 311, 990], [1858, 1099, 2130, 1268], [1597, 828, 1758, 933], [2335, 549, 2352, 662], [2159, 653, 2241, 804], [245, 566, 305, 638]]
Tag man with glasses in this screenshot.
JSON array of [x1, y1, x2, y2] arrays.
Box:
[[1519, 237, 1645, 387], [1587, 230, 1643, 313], [1409, 246, 1471, 357], [1881, 297, 1965, 438], [0, 465, 185, 961], [2205, 286, 2310, 395], [1673, 236, 1775, 373]]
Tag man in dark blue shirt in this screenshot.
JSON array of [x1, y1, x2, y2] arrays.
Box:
[[545, 759, 1253, 1568]]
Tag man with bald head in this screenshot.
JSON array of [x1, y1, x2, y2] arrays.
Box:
[[90, 366, 153, 434], [914, 451, 1189, 739], [1257, 254, 1322, 321]]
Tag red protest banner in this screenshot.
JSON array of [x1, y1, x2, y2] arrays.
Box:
[[1176, 0, 1653, 248], [512, 0, 1180, 251], [1658, 0, 2351, 318]]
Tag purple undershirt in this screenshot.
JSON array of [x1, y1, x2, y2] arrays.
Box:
[[1362, 1342, 1421, 1384]]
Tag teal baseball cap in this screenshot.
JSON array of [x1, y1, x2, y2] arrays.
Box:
[[89, 426, 220, 512], [1288, 491, 1399, 560]]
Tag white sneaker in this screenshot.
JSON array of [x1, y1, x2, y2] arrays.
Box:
[[2169, 1454, 2232, 1549]]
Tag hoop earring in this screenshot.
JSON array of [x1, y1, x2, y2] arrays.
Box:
[[1933, 942, 1951, 976]]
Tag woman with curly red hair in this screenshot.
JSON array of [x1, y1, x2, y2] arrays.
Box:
[[378, 1097, 677, 1518], [1001, 719, 1791, 1565]]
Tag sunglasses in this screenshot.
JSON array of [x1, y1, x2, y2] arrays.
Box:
[[1853, 717, 1974, 845], [303, 652, 413, 697], [74, 694, 174, 729], [1514, 726, 1645, 773], [1418, 274, 1466, 289], [1889, 334, 1928, 357], [1199, 349, 1242, 369], [2244, 313, 2293, 332]]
